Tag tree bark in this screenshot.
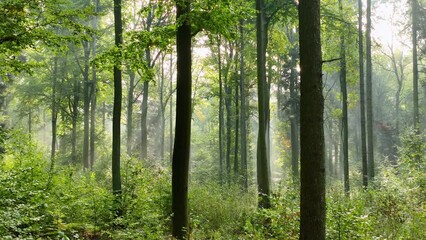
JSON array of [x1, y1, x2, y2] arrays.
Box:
[[71, 74, 80, 165], [358, 0, 368, 187], [82, 41, 90, 170], [289, 44, 299, 181], [90, 0, 99, 169], [51, 57, 58, 166], [256, 0, 271, 209], [140, 52, 150, 160], [218, 37, 224, 184], [339, 0, 350, 195], [127, 70, 135, 156], [412, 0, 419, 128], [112, 0, 123, 217], [366, 0, 375, 179], [172, 0, 191, 238], [299, 0, 326, 238], [239, 20, 248, 190]]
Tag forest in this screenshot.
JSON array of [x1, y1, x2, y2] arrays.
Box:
[[0, 0, 425, 239]]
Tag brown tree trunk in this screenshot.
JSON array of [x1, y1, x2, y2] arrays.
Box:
[[112, 0, 123, 217], [358, 0, 368, 187], [299, 0, 326, 238], [366, 0, 375, 179], [172, 0, 192, 238], [256, 0, 271, 209]]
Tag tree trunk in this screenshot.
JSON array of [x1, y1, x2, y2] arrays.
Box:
[[358, 0, 368, 187], [51, 57, 58, 165], [90, 0, 99, 169], [172, 0, 192, 238], [239, 20, 248, 190], [339, 0, 350, 195], [412, 0, 419, 127], [299, 0, 326, 238], [256, 0, 271, 209], [82, 41, 90, 170], [234, 65, 239, 178], [127, 70, 135, 156], [71, 75, 80, 165], [140, 51, 150, 160], [290, 46, 299, 181], [366, 0, 375, 179], [225, 68, 232, 183], [160, 54, 166, 162], [112, 0, 123, 217], [169, 54, 174, 163], [218, 38, 225, 184]]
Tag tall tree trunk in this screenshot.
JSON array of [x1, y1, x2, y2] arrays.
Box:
[[412, 0, 419, 128], [90, 0, 99, 169], [172, 0, 191, 238], [141, 55, 150, 159], [366, 0, 375, 179], [299, 0, 325, 238], [169, 54, 174, 163], [71, 75, 80, 164], [127, 70, 135, 156], [234, 65, 239, 178], [218, 38, 225, 184], [358, 0, 368, 187], [239, 20, 248, 190], [290, 46, 299, 180], [160, 54, 166, 161], [225, 68, 232, 183], [82, 41, 90, 170], [339, 0, 350, 195], [51, 57, 58, 166], [256, 0, 271, 209], [112, 0, 123, 217]]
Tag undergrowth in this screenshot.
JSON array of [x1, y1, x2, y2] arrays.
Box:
[[0, 130, 425, 239]]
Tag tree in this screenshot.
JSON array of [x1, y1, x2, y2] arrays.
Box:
[[358, 0, 368, 187], [339, 0, 350, 195], [366, 0, 375, 179], [299, 0, 326, 239], [256, 0, 271, 209], [412, 0, 419, 128], [112, 0, 123, 217], [172, 0, 192, 238]]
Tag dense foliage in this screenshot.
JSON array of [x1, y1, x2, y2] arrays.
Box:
[[0, 130, 425, 239]]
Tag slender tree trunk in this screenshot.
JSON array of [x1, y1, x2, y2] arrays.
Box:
[[366, 0, 375, 179], [90, 0, 99, 169], [290, 47, 299, 180], [412, 0, 419, 128], [339, 0, 350, 195], [234, 66, 240, 178], [127, 70, 135, 156], [112, 0, 123, 217], [299, 0, 325, 238], [140, 50, 150, 159], [51, 57, 58, 165], [239, 20, 248, 190], [218, 38, 225, 184], [172, 0, 191, 238], [71, 75, 80, 164], [169, 54, 173, 163], [83, 41, 90, 170], [225, 69, 232, 183], [358, 0, 368, 187], [256, 0, 271, 209], [160, 54, 165, 161]]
